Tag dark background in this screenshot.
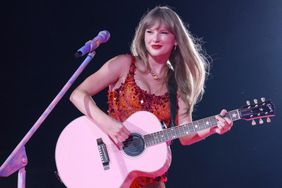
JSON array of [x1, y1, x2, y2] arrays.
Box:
[[1, 0, 281, 187]]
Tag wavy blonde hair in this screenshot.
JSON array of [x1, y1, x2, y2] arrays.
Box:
[[131, 6, 209, 115]]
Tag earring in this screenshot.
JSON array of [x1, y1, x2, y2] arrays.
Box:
[[167, 60, 174, 71], [174, 45, 177, 51]]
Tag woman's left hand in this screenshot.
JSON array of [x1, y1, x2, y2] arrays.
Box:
[[213, 109, 233, 135]]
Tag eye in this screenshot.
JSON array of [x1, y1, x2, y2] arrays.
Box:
[[146, 30, 153, 34], [160, 30, 169, 34]]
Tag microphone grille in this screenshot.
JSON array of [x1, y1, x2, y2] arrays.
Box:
[[99, 30, 110, 43]]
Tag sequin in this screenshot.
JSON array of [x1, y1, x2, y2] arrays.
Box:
[[107, 56, 172, 126], [107, 55, 175, 187]]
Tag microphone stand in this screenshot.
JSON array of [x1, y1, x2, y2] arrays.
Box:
[[0, 51, 96, 188]]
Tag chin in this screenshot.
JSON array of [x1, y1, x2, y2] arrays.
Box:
[[149, 52, 171, 59]]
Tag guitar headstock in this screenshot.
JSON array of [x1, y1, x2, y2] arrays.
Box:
[[239, 97, 275, 125]]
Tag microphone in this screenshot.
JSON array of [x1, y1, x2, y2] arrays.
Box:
[[75, 30, 110, 58]]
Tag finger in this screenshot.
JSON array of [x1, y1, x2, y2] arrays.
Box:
[[111, 135, 124, 150], [116, 127, 130, 140], [215, 115, 225, 122], [218, 121, 225, 129], [215, 127, 223, 135], [121, 125, 131, 135], [223, 117, 233, 126], [118, 132, 130, 142], [220, 109, 228, 116], [114, 140, 123, 150], [110, 135, 120, 146], [215, 115, 225, 128], [121, 127, 131, 136]]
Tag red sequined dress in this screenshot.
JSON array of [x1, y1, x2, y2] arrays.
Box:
[[107, 56, 171, 187]]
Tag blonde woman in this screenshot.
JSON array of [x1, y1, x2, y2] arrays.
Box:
[[70, 6, 233, 188]]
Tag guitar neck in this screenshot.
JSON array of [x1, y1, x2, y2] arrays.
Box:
[[144, 109, 241, 147]]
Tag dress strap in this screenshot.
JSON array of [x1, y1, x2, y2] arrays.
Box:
[[128, 55, 136, 75]]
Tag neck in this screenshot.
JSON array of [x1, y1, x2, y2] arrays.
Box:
[[144, 109, 241, 147], [147, 55, 168, 75]]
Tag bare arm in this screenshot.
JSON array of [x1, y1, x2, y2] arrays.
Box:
[[70, 54, 132, 146], [177, 97, 208, 145], [177, 97, 233, 146]]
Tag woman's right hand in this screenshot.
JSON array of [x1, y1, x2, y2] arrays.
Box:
[[104, 118, 131, 149], [69, 54, 133, 149]]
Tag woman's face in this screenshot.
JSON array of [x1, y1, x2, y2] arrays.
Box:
[[144, 22, 176, 62]]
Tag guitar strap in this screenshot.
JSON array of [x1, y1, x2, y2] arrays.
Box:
[[167, 68, 177, 127]]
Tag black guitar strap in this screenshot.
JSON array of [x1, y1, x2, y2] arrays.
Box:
[[167, 68, 178, 128]]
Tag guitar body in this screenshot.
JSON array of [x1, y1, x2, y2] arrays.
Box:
[[55, 111, 172, 188]]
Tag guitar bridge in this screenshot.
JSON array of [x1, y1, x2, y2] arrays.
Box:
[[97, 138, 110, 170]]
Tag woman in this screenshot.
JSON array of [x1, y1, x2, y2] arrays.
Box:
[[70, 6, 233, 188]]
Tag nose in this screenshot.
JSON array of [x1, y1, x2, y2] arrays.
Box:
[[152, 32, 160, 42]]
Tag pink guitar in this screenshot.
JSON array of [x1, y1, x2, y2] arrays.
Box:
[[55, 98, 274, 188]]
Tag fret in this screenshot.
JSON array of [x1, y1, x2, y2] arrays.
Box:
[[144, 134, 151, 146], [205, 117, 210, 129], [179, 125, 185, 135], [151, 133, 155, 145], [169, 127, 174, 139], [147, 134, 150, 145], [156, 131, 161, 143], [171, 127, 176, 139], [154, 132, 159, 144], [149, 133, 153, 146], [182, 125, 189, 137], [164, 129, 169, 141], [153, 132, 159, 144], [196, 119, 202, 130], [186, 124, 192, 134], [160, 130, 165, 142], [201, 119, 206, 130], [174, 126, 179, 137], [206, 117, 210, 128], [177, 126, 182, 137], [169, 128, 174, 140], [166, 128, 172, 141], [210, 116, 217, 125], [191, 121, 198, 132], [181, 125, 187, 135], [196, 119, 203, 131], [209, 117, 215, 127], [168, 128, 172, 140], [200, 118, 206, 129], [148, 135, 151, 145], [203, 117, 210, 129], [188, 122, 195, 133]]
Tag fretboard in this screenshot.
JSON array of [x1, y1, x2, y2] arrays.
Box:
[[144, 109, 241, 147]]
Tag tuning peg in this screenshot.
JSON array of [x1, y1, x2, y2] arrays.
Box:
[[252, 120, 257, 126], [246, 100, 251, 106], [259, 118, 264, 124], [254, 99, 258, 104], [266, 117, 271, 123], [261, 97, 266, 102]]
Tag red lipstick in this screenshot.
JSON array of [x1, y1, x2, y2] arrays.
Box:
[[151, 44, 162, 49]]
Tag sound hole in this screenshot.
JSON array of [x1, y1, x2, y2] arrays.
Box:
[[122, 133, 145, 156]]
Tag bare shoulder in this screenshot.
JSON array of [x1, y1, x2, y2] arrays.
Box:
[[77, 54, 133, 94], [105, 54, 132, 75], [103, 54, 133, 89], [135, 57, 147, 72]]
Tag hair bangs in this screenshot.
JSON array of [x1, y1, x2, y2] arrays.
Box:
[[143, 11, 175, 34]]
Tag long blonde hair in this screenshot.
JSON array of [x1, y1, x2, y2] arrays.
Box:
[[131, 6, 209, 115]]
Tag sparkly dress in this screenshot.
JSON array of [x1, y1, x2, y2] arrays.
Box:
[[107, 56, 171, 187]]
